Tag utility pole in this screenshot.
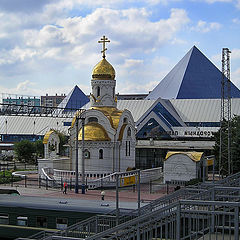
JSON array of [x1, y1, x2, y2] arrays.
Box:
[[81, 118, 86, 194], [219, 48, 232, 177], [75, 115, 79, 194]]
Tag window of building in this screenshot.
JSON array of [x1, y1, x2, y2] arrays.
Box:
[[17, 216, 28, 226], [97, 86, 100, 97], [0, 214, 9, 224], [56, 218, 68, 230], [126, 141, 130, 156], [84, 150, 90, 159], [123, 118, 128, 123], [99, 149, 103, 159], [88, 117, 98, 123], [127, 127, 131, 137], [36, 216, 47, 228]]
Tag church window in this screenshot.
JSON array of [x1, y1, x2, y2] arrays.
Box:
[[84, 150, 90, 159], [99, 149, 103, 159], [127, 127, 131, 137], [113, 87, 115, 97], [97, 86, 100, 97], [88, 117, 98, 123], [123, 118, 127, 123], [126, 141, 130, 156]]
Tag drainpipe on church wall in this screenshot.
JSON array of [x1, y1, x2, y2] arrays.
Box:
[[118, 142, 121, 172], [113, 136, 115, 172]]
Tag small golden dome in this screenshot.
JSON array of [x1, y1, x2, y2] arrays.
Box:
[[92, 58, 115, 80], [78, 122, 111, 141], [43, 130, 55, 144]]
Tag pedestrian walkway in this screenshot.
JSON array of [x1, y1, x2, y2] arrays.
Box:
[[0, 184, 168, 203]]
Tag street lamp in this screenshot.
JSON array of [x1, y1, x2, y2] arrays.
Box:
[[75, 114, 86, 194]]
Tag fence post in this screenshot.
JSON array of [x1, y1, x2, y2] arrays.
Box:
[[176, 202, 181, 240], [25, 175, 27, 188], [46, 177, 48, 190], [39, 176, 41, 188], [11, 174, 13, 187], [234, 206, 239, 240], [149, 180, 152, 194]]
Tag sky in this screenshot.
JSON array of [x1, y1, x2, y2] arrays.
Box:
[[0, 0, 240, 97]]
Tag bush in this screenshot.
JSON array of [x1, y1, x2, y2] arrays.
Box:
[[0, 170, 21, 184]]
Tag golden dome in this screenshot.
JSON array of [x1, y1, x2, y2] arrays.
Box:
[[43, 130, 55, 144], [92, 58, 115, 80], [91, 107, 123, 129], [78, 122, 110, 141]]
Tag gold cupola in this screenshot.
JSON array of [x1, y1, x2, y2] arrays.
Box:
[[92, 58, 115, 80], [78, 122, 111, 141]]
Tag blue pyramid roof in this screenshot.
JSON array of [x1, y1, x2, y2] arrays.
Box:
[[58, 85, 89, 112], [146, 46, 240, 99]]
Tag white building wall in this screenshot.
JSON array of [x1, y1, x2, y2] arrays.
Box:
[[78, 142, 114, 174], [164, 154, 197, 183]]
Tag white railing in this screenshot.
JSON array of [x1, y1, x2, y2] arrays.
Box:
[[49, 167, 163, 189]]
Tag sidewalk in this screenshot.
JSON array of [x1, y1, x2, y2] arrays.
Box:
[[0, 184, 168, 203]]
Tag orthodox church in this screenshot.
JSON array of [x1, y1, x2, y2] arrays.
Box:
[[67, 36, 136, 176]]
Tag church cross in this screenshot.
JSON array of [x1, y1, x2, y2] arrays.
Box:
[[98, 36, 110, 58]]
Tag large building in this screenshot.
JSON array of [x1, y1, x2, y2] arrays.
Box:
[[1, 45, 240, 170]]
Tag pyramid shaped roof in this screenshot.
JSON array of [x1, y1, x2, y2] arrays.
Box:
[[58, 85, 89, 112], [146, 46, 240, 99]]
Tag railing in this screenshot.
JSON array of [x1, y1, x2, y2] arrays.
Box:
[[51, 167, 163, 189], [17, 172, 240, 240]]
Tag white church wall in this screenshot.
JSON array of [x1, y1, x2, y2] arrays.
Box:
[[78, 142, 114, 174], [164, 154, 197, 183]]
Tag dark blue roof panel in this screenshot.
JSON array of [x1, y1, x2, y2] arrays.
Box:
[[146, 46, 240, 99]]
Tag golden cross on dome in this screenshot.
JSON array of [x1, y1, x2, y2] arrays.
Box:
[[98, 35, 110, 58]]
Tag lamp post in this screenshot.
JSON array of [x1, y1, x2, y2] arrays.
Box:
[[75, 115, 79, 194], [81, 118, 86, 194], [75, 115, 86, 194]]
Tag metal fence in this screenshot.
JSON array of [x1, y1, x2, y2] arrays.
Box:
[[18, 172, 240, 240]]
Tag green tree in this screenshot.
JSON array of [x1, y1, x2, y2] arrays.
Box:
[[214, 115, 240, 174], [14, 140, 35, 163], [34, 140, 44, 158]]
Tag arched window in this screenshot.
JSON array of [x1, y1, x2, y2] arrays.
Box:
[[88, 117, 98, 123], [127, 127, 131, 137], [99, 149, 103, 159], [123, 118, 128, 123], [84, 150, 90, 159], [97, 86, 100, 97]]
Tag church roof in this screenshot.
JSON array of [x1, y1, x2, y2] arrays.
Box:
[[91, 107, 123, 130], [42, 130, 54, 144], [92, 58, 115, 80], [165, 151, 204, 162], [58, 85, 89, 112], [78, 122, 110, 141], [146, 46, 240, 99]]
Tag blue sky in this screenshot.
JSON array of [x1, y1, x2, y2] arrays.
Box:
[[0, 0, 239, 97]]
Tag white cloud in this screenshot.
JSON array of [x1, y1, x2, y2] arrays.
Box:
[[118, 80, 159, 94], [231, 48, 240, 59], [205, 0, 232, 3], [232, 67, 240, 87], [232, 18, 240, 24], [191, 20, 221, 33], [3, 7, 188, 70]]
